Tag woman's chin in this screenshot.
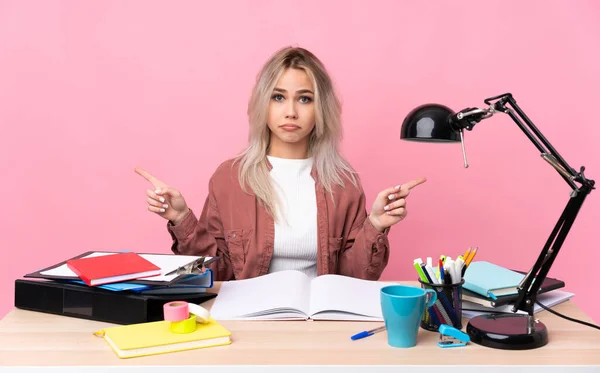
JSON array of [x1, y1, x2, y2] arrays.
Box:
[[277, 134, 306, 144]]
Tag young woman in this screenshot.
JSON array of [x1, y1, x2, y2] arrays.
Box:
[[136, 47, 426, 281]]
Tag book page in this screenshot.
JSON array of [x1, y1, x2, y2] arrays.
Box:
[[308, 274, 390, 321], [40, 252, 212, 283], [209, 270, 311, 320]]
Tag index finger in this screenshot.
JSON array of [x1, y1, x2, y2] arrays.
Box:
[[402, 177, 427, 191], [134, 167, 163, 189]]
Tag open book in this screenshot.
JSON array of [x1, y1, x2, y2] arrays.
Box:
[[209, 270, 390, 321]]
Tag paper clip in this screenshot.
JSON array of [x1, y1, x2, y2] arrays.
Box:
[[437, 324, 470, 348]]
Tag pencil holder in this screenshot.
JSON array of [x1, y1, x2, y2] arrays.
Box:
[[418, 279, 464, 331]]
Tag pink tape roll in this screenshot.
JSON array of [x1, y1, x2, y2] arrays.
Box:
[[163, 301, 189, 322]]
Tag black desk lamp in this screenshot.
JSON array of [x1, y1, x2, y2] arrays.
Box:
[[400, 93, 595, 350]]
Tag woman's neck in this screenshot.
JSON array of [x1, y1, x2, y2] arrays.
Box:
[[267, 137, 310, 159]]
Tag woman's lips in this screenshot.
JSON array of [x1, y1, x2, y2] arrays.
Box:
[[280, 124, 300, 131]]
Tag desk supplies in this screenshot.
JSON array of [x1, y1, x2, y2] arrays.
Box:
[[413, 255, 465, 331], [25, 251, 219, 286], [62, 268, 213, 295], [463, 248, 471, 260], [163, 301, 190, 322], [131, 269, 214, 295], [170, 314, 198, 334], [461, 247, 478, 276], [163, 301, 210, 324], [462, 272, 565, 308], [350, 325, 386, 340], [438, 324, 470, 348], [162, 301, 212, 333], [68, 280, 150, 292], [3, 298, 597, 366], [209, 270, 390, 321], [462, 290, 575, 319], [164, 256, 207, 276], [462, 261, 525, 299], [419, 278, 464, 330], [14, 279, 217, 324], [93, 317, 231, 358], [66, 252, 161, 286], [464, 247, 478, 267], [400, 94, 596, 350]]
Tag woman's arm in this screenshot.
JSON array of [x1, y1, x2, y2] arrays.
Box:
[[337, 177, 426, 280], [167, 179, 235, 281], [337, 190, 390, 280]]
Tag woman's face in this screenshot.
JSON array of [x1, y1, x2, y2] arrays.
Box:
[[267, 68, 316, 157]]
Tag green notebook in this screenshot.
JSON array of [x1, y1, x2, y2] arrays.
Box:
[[463, 261, 525, 299]]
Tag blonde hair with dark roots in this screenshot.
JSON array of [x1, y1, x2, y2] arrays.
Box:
[[235, 46, 357, 219]]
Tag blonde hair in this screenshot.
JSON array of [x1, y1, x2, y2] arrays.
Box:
[[235, 46, 357, 218]]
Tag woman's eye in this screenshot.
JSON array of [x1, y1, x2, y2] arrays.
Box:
[[272, 94, 284, 101], [299, 96, 313, 103]]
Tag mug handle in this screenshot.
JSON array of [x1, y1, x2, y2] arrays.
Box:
[[424, 289, 437, 308]]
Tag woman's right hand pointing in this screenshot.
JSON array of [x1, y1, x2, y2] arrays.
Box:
[[135, 168, 190, 225]]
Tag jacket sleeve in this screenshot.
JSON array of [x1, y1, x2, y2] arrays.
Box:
[[167, 179, 235, 281], [337, 188, 390, 280]]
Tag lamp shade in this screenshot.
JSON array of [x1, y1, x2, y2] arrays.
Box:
[[400, 104, 460, 142]]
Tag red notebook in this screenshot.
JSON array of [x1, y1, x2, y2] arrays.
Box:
[[66, 252, 162, 286]]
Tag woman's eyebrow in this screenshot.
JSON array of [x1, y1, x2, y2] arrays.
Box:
[[273, 87, 314, 94]]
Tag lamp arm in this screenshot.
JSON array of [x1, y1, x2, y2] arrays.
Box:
[[452, 93, 595, 319], [511, 184, 591, 318], [488, 93, 584, 189]]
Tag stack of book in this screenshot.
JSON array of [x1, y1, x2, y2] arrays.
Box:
[[461, 261, 574, 318], [24, 251, 218, 294], [15, 251, 220, 324]]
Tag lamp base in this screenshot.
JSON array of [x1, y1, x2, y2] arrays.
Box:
[[466, 314, 548, 350]]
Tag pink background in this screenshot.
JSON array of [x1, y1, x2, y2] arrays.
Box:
[[1, 1, 599, 323]]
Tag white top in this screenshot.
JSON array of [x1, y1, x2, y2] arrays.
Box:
[[266, 155, 318, 279]]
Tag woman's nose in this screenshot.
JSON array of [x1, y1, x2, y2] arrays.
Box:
[[285, 102, 298, 119]]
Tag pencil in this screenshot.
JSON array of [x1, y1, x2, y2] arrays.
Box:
[[463, 247, 471, 260], [465, 247, 478, 267]]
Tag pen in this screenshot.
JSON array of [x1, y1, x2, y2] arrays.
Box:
[[422, 264, 433, 282], [455, 257, 465, 280], [443, 268, 452, 285], [444, 259, 456, 284], [424, 263, 439, 285], [351, 326, 386, 340]]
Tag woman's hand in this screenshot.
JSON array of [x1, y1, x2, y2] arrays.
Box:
[[135, 168, 190, 225], [369, 177, 427, 232]]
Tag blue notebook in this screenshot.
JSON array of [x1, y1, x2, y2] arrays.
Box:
[[463, 261, 525, 299]]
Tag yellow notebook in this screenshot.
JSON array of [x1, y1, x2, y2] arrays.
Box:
[[94, 318, 232, 358]]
